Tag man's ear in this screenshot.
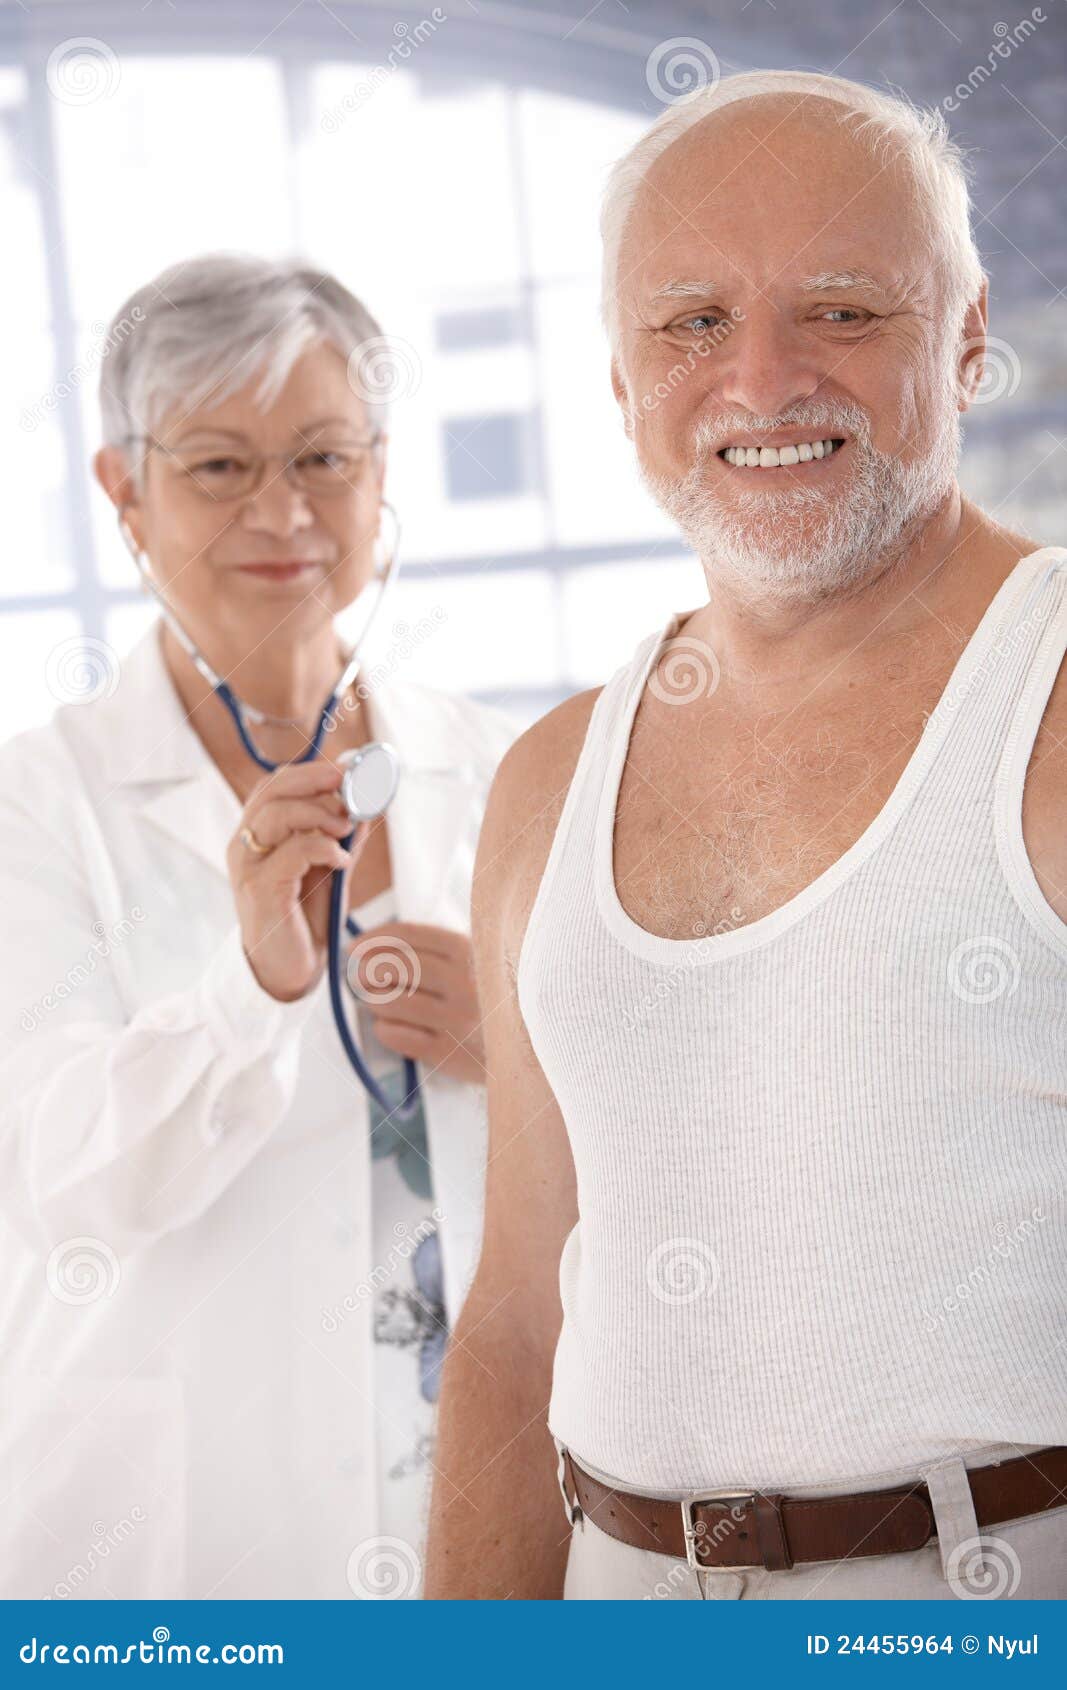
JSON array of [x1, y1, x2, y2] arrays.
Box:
[[93, 445, 145, 549], [611, 359, 635, 438], [956, 278, 990, 410]]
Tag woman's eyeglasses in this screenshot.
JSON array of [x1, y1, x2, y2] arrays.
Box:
[[124, 432, 383, 501]]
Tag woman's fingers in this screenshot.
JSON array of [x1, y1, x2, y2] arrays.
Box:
[[240, 796, 352, 853], [372, 1018, 444, 1058], [263, 830, 354, 886], [348, 943, 447, 1002], [233, 751, 365, 861], [367, 982, 475, 1034], [354, 921, 469, 962], [347, 926, 481, 1054], [225, 760, 371, 1003], [371, 1015, 487, 1086]]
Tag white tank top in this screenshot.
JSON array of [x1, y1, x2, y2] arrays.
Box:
[[517, 544, 1067, 1496]]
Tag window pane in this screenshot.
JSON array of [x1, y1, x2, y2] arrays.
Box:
[[0, 609, 87, 736], [519, 90, 644, 279], [435, 307, 523, 353], [0, 67, 49, 321], [8, 333, 78, 595], [442, 412, 532, 501], [537, 278, 677, 548], [345, 568, 557, 696], [52, 56, 292, 328], [561, 559, 707, 688], [106, 599, 158, 664]]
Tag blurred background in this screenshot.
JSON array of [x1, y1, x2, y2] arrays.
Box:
[[2, 0, 1065, 731]]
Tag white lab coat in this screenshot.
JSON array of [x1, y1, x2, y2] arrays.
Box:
[[0, 620, 519, 1598]]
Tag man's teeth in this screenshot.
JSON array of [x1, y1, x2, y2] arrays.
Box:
[[722, 439, 840, 467]]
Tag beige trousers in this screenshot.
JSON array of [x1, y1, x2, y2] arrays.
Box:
[[558, 1445, 1067, 1601]]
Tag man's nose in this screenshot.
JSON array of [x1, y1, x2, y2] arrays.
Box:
[[716, 307, 823, 420], [238, 469, 316, 537]]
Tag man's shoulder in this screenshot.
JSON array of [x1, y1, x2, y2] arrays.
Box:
[[474, 685, 603, 908], [494, 686, 602, 826]]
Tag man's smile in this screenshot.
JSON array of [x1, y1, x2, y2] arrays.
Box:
[[717, 436, 848, 469]]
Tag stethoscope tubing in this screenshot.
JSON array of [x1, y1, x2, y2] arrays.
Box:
[[119, 502, 424, 1120], [214, 680, 341, 771], [328, 836, 421, 1120], [217, 677, 423, 1121]]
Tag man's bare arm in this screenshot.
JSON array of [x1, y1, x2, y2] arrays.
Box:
[[423, 692, 597, 1600]]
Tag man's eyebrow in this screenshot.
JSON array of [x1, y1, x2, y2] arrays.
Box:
[[648, 280, 723, 304], [798, 270, 890, 293], [647, 270, 894, 305]]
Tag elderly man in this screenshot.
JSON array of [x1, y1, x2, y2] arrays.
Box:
[[424, 69, 1067, 1601]]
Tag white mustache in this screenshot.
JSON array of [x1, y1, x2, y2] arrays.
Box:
[[692, 405, 871, 457]]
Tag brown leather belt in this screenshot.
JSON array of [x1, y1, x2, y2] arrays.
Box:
[[558, 1445, 1067, 1572]]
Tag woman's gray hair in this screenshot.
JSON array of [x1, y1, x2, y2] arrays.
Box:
[[600, 69, 986, 357], [99, 252, 387, 482]]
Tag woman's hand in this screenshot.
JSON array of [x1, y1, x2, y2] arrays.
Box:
[[347, 923, 486, 1084], [226, 759, 369, 1002]]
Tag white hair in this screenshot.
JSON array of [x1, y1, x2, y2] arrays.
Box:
[[99, 252, 386, 481], [600, 69, 986, 357]]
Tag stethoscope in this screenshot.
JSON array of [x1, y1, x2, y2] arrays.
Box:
[[119, 501, 421, 1120]]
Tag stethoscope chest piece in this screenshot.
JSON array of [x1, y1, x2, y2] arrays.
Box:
[[340, 740, 401, 823], [119, 504, 418, 1115]]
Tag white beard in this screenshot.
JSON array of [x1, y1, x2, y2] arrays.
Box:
[[639, 383, 961, 613]]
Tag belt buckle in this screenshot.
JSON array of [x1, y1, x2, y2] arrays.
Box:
[[681, 1489, 756, 1571]]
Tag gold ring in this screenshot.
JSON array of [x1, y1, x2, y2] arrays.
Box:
[[239, 824, 271, 857]]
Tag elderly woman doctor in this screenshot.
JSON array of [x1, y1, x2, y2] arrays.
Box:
[[0, 254, 518, 1599]]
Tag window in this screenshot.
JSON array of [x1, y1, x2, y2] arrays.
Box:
[[442, 412, 532, 501], [3, 22, 1060, 738], [435, 307, 523, 352]]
